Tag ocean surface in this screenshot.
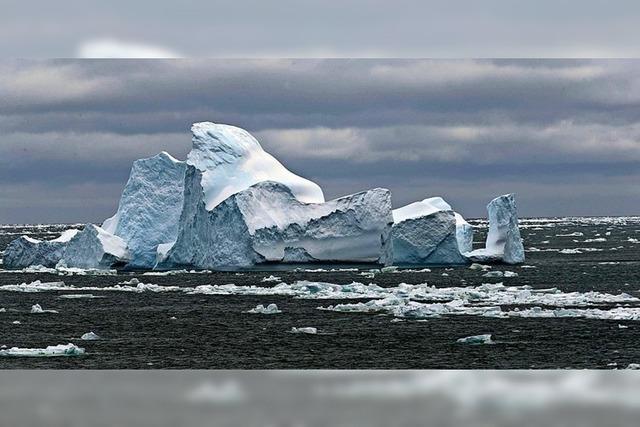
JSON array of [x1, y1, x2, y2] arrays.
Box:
[[0, 217, 639, 369]]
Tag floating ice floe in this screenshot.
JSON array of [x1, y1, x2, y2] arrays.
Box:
[[469, 263, 491, 271], [290, 327, 317, 334], [80, 332, 100, 340], [58, 294, 104, 299], [247, 304, 282, 314], [556, 232, 584, 237], [261, 275, 282, 283], [482, 271, 518, 278], [456, 334, 493, 345], [30, 304, 58, 314], [0, 343, 84, 357]]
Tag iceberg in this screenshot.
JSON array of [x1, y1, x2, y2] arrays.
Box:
[[392, 197, 474, 256], [2, 121, 525, 271], [465, 194, 525, 264], [57, 224, 130, 269], [162, 169, 393, 269], [102, 152, 186, 268], [391, 209, 468, 265], [3, 229, 79, 268]]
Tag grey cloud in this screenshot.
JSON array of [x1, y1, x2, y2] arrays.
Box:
[[0, 59, 639, 223]]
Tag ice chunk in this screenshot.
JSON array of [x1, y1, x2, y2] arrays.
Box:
[[58, 224, 130, 269], [2, 229, 79, 268], [247, 304, 282, 314], [465, 194, 525, 264], [102, 152, 187, 268], [30, 304, 57, 314], [163, 171, 393, 269], [81, 332, 100, 340], [58, 294, 103, 299], [0, 280, 71, 293], [482, 271, 518, 278], [290, 327, 317, 334], [0, 343, 85, 357], [456, 334, 494, 344], [391, 209, 468, 265], [392, 197, 474, 260], [470, 263, 491, 271], [187, 122, 324, 210]]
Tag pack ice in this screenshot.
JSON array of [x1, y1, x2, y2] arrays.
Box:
[[3, 122, 525, 270]]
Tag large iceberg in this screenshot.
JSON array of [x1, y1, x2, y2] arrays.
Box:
[[102, 152, 186, 268], [162, 167, 393, 269], [390, 197, 472, 265], [3, 121, 525, 271], [2, 229, 78, 268], [58, 224, 130, 269], [465, 194, 525, 264]]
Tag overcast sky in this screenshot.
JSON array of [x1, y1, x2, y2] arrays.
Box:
[[1, 59, 639, 223]]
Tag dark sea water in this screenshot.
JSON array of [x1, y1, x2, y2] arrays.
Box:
[[0, 217, 639, 369]]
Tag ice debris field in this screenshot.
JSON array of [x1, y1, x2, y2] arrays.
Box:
[[3, 122, 524, 271]]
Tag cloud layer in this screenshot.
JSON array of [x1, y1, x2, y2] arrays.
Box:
[[1, 59, 639, 223]]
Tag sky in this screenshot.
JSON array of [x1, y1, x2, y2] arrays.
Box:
[[1, 59, 639, 223], [3, 0, 640, 57]]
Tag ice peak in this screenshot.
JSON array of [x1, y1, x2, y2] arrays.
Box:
[[188, 122, 262, 168], [185, 121, 324, 210]]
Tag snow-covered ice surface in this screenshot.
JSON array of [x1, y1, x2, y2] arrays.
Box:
[[187, 122, 324, 210], [0, 217, 639, 368]]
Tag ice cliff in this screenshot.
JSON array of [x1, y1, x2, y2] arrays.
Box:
[[102, 152, 186, 268]]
